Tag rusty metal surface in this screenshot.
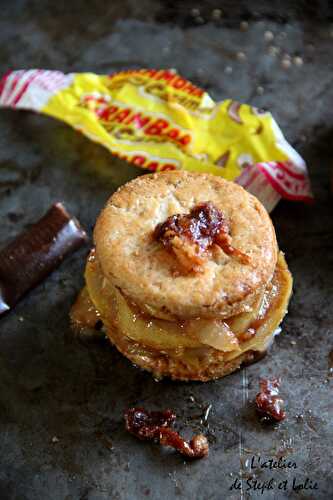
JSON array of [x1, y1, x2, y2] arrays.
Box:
[[0, 2, 332, 499]]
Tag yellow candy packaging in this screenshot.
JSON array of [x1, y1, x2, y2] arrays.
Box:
[[0, 68, 312, 211]]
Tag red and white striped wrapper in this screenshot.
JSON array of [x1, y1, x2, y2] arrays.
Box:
[[0, 69, 313, 212]]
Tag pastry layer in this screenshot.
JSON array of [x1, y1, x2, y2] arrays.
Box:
[[75, 251, 292, 381], [94, 171, 278, 320]]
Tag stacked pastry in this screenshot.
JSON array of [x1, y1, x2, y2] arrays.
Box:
[[72, 171, 292, 381]]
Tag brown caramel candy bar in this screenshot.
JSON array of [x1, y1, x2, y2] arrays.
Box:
[[0, 202, 87, 315]]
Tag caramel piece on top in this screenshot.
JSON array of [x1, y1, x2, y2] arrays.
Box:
[[154, 202, 250, 273]]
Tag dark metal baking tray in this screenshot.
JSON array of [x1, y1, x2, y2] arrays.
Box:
[[0, 2, 332, 499]]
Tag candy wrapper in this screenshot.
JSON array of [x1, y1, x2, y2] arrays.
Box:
[[0, 68, 312, 211]]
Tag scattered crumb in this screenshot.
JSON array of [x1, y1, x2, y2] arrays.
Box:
[[211, 8, 222, 20], [191, 8, 200, 17], [293, 56, 303, 67], [290, 340, 297, 346], [264, 30, 274, 42], [202, 404, 212, 424], [281, 58, 292, 69], [224, 65, 233, 74], [51, 436, 59, 443], [18, 316, 24, 322], [256, 86, 264, 95], [236, 51, 247, 61], [240, 21, 249, 31]]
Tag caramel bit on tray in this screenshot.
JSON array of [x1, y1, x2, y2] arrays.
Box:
[[255, 378, 286, 422], [153, 202, 250, 273], [124, 407, 209, 460]]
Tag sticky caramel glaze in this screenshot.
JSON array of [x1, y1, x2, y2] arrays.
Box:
[[71, 252, 292, 381], [70, 287, 101, 331], [84, 249, 264, 352]]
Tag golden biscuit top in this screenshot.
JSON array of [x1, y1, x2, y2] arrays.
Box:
[[94, 171, 278, 320]]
